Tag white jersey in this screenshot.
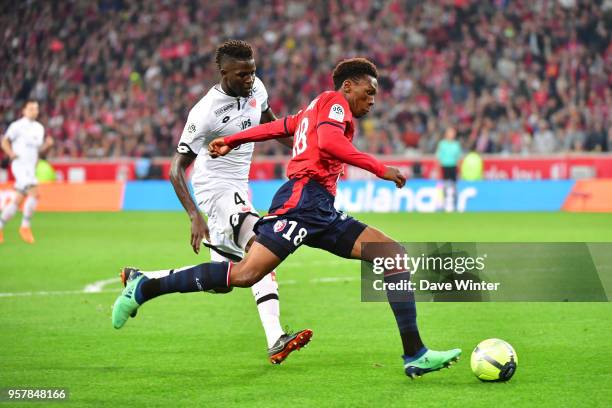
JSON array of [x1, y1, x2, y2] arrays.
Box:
[[4, 117, 45, 169], [177, 76, 269, 195]]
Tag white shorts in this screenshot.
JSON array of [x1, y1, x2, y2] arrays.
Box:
[[11, 161, 37, 193], [195, 185, 259, 259]]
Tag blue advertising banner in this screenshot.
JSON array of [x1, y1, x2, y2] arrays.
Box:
[[122, 180, 575, 212], [123, 181, 183, 211], [331, 180, 575, 212]]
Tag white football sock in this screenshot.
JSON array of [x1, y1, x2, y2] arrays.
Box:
[[211, 249, 283, 346], [1, 200, 18, 228], [252, 271, 284, 348], [21, 196, 38, 228]]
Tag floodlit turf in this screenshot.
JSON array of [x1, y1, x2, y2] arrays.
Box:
[[1, 212, 611, 407]]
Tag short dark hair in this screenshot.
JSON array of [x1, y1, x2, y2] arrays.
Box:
[[215, 40, 254, 70], [332, 58, 378, 90], [23, 99, 38, 108]]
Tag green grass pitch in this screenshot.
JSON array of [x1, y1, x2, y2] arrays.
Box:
[[1, 212, 611, 407]]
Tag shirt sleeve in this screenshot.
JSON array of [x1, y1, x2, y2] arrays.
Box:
[[317, 123, 387, 178], [224, 113, 300, 148], [254, 77, 270, 112], [262, 98, 270, 112], [315, 93, 352, 131], [177, 107, 210, 156], [4, 123, 17, 141]]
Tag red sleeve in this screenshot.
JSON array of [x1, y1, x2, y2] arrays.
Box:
[[316, 93, 352, 129], [224, 114, 299, 148], [317, 124, 387, 178]]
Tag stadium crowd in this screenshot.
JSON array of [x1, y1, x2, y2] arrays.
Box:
[[1, 0, 611, 159]]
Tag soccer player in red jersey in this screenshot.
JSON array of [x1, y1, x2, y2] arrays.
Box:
[[112, 58, 461, 378]]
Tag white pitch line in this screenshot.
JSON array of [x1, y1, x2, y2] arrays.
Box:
[[278, 279, 297, 285], [310, 276, 360, 283], [83, 277, 120, 293], [0, 288, 121, 298]]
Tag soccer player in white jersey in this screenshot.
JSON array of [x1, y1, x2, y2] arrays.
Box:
[[0, 100, 53, 244], [120, 40, 312, 364]]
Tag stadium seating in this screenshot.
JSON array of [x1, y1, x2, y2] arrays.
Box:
[[1, 0, 610, 158]]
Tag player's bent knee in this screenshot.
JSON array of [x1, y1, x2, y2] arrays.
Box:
[[229, 261, 269, 288], [231, 271, 265, 288], [229, 241, 281, 287]]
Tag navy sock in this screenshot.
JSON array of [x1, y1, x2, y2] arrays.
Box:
[[137, 262, 230, 303], [403, 346, 428, 362], [385, 271, 425, 356]]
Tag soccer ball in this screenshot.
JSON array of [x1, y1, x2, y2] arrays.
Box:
[[470, 338, 517, 382]]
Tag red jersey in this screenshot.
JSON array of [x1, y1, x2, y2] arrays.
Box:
[[224, 91, 387, 195]]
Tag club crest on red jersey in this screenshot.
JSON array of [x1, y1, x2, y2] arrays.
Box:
[[273, 219, 287, 233]]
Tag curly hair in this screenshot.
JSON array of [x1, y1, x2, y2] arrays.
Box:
[[332, 58, 378, 90], [215, 40, 254, 70]]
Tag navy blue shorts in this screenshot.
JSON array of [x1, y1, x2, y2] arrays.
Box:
[[254, 178, 367, 260]]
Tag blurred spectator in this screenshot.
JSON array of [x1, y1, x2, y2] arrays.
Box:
[[584, 120, 608, 151], [0, 0, 610, 160], [533, 120, 558, 154]]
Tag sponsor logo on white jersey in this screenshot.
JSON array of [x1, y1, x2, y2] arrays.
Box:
[[214, 103, 234, 116]]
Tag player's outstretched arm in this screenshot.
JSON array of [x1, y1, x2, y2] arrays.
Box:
[[318, 124, 406, 188], [209, 116, 298, 157], [208, 138, 232, 157], [169, 152, 210, 254], [261, 108, 293, 149], [380, 166, 406, 188]]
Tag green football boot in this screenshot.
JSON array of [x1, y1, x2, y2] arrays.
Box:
[[112, 273, 146, 329], [403, 348, 462, 378]]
